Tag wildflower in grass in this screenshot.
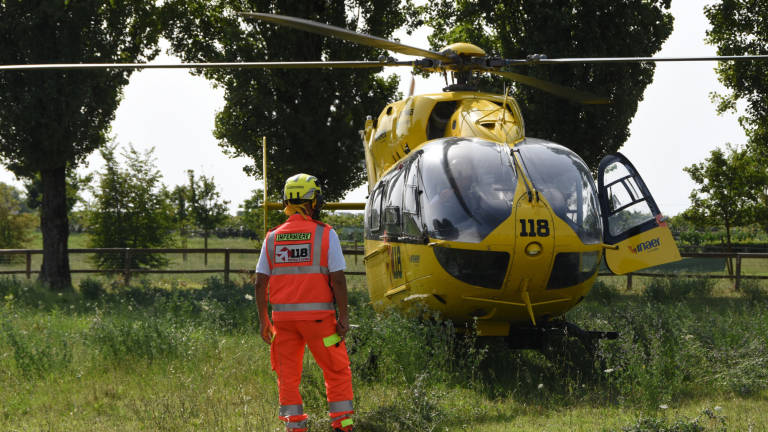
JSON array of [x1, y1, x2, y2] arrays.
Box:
[[714, 406, 722, 411], [244, 294, 254, 301], [604, 368, 614, 373], [659, 404, 668, 410], [537, 383, 544, 390]]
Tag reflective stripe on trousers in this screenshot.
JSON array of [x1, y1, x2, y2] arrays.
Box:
[[279, 404, 303, 417], [328, 399, 354, 414], [272, 302, 335, 312]]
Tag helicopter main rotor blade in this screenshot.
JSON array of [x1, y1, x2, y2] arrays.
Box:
[[506, 54, 768, 65], [0, 60, 410, 71], [239, 12, 452, 62], [490, 70, 609, 105]]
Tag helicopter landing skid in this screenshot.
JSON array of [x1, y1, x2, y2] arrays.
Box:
[[505, 321, 618, 351]]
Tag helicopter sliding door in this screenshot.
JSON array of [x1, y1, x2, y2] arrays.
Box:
[[598, 153, 681, 274]]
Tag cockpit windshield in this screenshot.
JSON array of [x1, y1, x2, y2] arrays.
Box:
[[420, 138, 517, 242], [516, 139, 603, 244]]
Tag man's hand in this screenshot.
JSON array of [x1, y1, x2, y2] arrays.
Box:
[[260, 320, 274, 344], [336, 314, 350, 338]]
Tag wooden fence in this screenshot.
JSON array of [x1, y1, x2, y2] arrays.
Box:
[[0, 247, 365, 286], [599, 252, 768, 290], [0, 249, 764, 288]]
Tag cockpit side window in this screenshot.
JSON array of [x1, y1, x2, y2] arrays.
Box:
[[367, 182, 384, 234], [382, 164, 406, 238], [402, 157, 423, 239]]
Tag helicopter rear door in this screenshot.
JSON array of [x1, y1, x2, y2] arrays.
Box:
[[597, 153, 681, 274]]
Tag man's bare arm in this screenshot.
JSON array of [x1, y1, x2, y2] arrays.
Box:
[[254, 272, 273, 343], [330, 270, 349, 337]]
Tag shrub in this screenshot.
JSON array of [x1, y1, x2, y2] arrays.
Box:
[[643, 277, 712, 302], [79, 277, 105, 300], [741, 279, 767, 304], [88, 314, 194, 363], [2, 320, 73, 378], [588, 280, 619, 304]]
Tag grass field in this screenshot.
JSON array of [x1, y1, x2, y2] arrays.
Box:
[[1, 234, 767, 431], [1, 271, 767, 431]]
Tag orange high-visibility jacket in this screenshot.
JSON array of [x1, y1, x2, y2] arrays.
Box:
[[265, 214, 334, 321]]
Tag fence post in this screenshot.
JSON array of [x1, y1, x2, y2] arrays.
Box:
[[224, 249, 231, 286], [735, 255, 742, 291], [626, 273, 633, 291], [25, 252, 31, 280], [354, 239, 358, 266], [123, 248, 132, 285]]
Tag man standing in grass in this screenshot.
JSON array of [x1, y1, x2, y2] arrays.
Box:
[[254, 173, 355, 432]]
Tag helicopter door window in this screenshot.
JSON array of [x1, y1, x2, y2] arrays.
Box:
[[601, 162, 655, 237]]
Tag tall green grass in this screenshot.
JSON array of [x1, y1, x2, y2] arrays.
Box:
[[1, 275, 767, 431]]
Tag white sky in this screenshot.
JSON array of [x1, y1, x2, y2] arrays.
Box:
[[0, 1, 747, 216]]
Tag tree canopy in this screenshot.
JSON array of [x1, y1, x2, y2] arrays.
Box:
[[87, 144, 174, 271], [420, 0, 674, 168], [0, 0, 163, 289], [705, 0, 768, 156], [164, 0, 408, 201]]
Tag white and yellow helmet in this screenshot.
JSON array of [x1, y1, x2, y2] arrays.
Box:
[[283, 173, 322, 203]]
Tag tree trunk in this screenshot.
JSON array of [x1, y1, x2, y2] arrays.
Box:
[[39, 166, 71, 291]]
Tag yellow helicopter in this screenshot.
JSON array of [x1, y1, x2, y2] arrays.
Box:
[[242, 13, 685, 346], [5, 12, 766, 347]]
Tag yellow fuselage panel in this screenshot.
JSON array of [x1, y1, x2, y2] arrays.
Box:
[[364, 158, 599, 329], [363, 92, 525, 187]]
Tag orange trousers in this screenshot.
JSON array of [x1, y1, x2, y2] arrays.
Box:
[[271, 315, 354, 430]]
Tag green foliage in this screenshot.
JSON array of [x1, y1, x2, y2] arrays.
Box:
[[419, 0, 674, 168], [238, 188, 286, 240], [87, 144, 175, 270], [741, 279, 767, 304], [2, 317, 73, 378], [0, 182, 36, 251], [323, 211, 364, 242], [78, 277, 105, 300], [643, 278, 714, 303], [186, 170, 229, 235], [589, 279, 619, 304], [683, 145, 763, 249], [164, 0, 406, 201], [0, 0, 165, 289], [612, 408, 726, 432]]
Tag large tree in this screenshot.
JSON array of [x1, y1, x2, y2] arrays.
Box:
[[0, 0, 162, 290], [87, 144, 174, 273], [705, 0, 768, 156], [421, 0, 674, 167], [705, 0, 768, 234], [164, 0, 407, 201], [682, 145, 762, 274], [186, 170, 229, 266]]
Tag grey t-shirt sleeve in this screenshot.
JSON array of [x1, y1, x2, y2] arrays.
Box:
[[327, 229, 346, 273], [255, 237, 270, 276]]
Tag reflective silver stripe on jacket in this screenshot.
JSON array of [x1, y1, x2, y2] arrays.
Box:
[[271, 265, 329, 276], [272, 302, 335, 312], [266, 230, 276, 266], [328, 399, 354, 413], [311, 224, 324, 266], [286, 419, 308, 428], [279, 404, 304, 416]]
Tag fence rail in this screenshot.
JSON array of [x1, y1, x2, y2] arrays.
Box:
[[0, 249, 764, 288], [0, 247, 365, 285]]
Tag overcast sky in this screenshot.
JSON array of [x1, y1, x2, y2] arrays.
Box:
[[0, 1, 747, 216]]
